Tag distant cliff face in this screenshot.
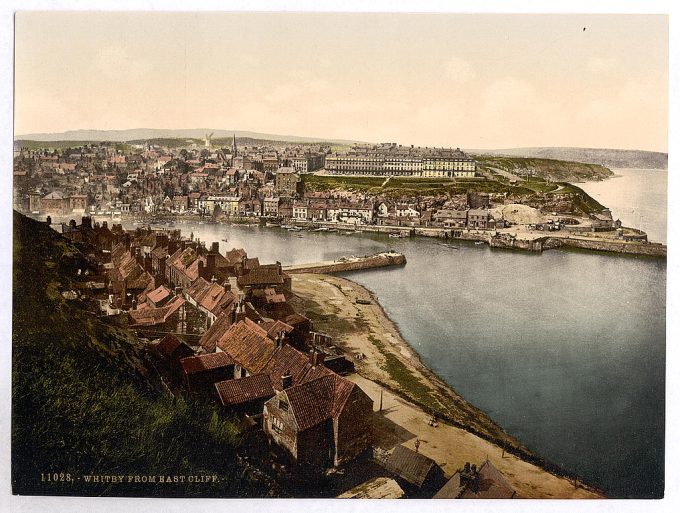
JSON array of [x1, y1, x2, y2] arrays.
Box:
[[474, 155, 614, 182], [472, 147, 667, 170]]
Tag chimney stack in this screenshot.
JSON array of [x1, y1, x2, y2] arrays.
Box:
[[310, 350, 325, 367], [207, 253, 216, 271], [168, 239, 178, 256], [281, 373, 293, 389], [211, 241, 219, 254]]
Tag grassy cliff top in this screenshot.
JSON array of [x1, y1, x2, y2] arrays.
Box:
[[11, 212, 280, 497]]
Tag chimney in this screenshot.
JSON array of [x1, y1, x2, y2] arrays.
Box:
[[310, 350, 325, 367], [198, 259, 204, 277], [156, 233, 168, 249], [168, 240, 178, 256], [281, 373, 293, 390], [144, 255, 153, 273], [230, 302, 237, 324], [211, 241, 219, 254], [102, 221, 108, 229], [207, 253, 216, 271], [180, 240, 187, 252]]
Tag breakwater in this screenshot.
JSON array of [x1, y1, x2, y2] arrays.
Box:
[[283, 251, 406, 274]]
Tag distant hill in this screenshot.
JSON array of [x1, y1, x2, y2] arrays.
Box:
[[14, 128, 363, 146], [470, 147, 667, 170]]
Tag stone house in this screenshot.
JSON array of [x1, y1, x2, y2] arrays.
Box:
[[263, 373, 373, 469]]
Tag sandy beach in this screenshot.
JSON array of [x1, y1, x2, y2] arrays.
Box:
[[290, 272, 604, 499]]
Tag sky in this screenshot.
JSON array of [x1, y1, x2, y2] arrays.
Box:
[[14, 11, 668, 151]]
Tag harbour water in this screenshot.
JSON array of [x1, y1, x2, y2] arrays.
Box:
[[120, 169, 666, 498], [577, 168, 667, 244]]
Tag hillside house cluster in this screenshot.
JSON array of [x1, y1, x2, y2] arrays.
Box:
[[60, 216, 373, 472]]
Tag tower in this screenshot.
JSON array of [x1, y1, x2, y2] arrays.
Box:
[[232, 133, 237, 158]]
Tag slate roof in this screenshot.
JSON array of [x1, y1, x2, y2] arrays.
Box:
[[434, 460, 518, 499], [383, 445, 441, 488], [181, 352, 234, 375], [215, 374, 275, 406]]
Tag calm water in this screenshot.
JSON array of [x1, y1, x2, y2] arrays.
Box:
[[577, 168, 667, 244], [117, 172, 666, 498]]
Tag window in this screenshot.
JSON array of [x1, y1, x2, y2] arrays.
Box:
[[279, 400, 289, 411], [271, 417, 283, 434]]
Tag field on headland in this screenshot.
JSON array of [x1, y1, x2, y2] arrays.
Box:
[[289, 273, 604, 498]]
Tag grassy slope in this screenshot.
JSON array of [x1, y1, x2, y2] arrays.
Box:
[[474, 155, 613, 181], [303, 174, 537, 199], [11, 212, 279, 497]]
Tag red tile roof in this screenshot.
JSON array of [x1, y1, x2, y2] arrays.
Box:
[[155, 334, 183, 357], [215, 319, 277, 374], [283, 374, 355, 432], [128, 296, 185, 326], [264, 344, 326, 391], [262, 319, 294, 340], [199, 314, 234, 353], [215, 374, 275, 406], [147, 285, 171, 304], [186, 278, 236, 316], [181, 352, 234, 375], [237, 265, 285, 287]]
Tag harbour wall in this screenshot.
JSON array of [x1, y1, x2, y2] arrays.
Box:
[[284, 252, 407, 274]]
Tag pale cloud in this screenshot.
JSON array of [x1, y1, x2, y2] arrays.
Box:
[[13, 12, 668, 151]]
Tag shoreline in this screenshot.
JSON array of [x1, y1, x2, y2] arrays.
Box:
[[289, 272, 604, 498]]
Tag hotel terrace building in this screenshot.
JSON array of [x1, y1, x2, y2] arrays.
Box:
[[325, 143, 477, 177]]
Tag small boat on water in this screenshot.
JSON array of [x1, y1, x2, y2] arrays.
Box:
[[389, 232, 406, 238], [474, 240, 485, 245], [287, 226, 303, 232], [438, 242, 459, 250], [265, 222, 280, 227], [222, 238, 228, 242]]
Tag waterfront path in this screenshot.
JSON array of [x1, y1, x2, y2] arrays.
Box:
[[350, 374, 602, 499]]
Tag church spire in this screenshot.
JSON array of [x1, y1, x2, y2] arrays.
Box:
[[232, 133, 237, 158]]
